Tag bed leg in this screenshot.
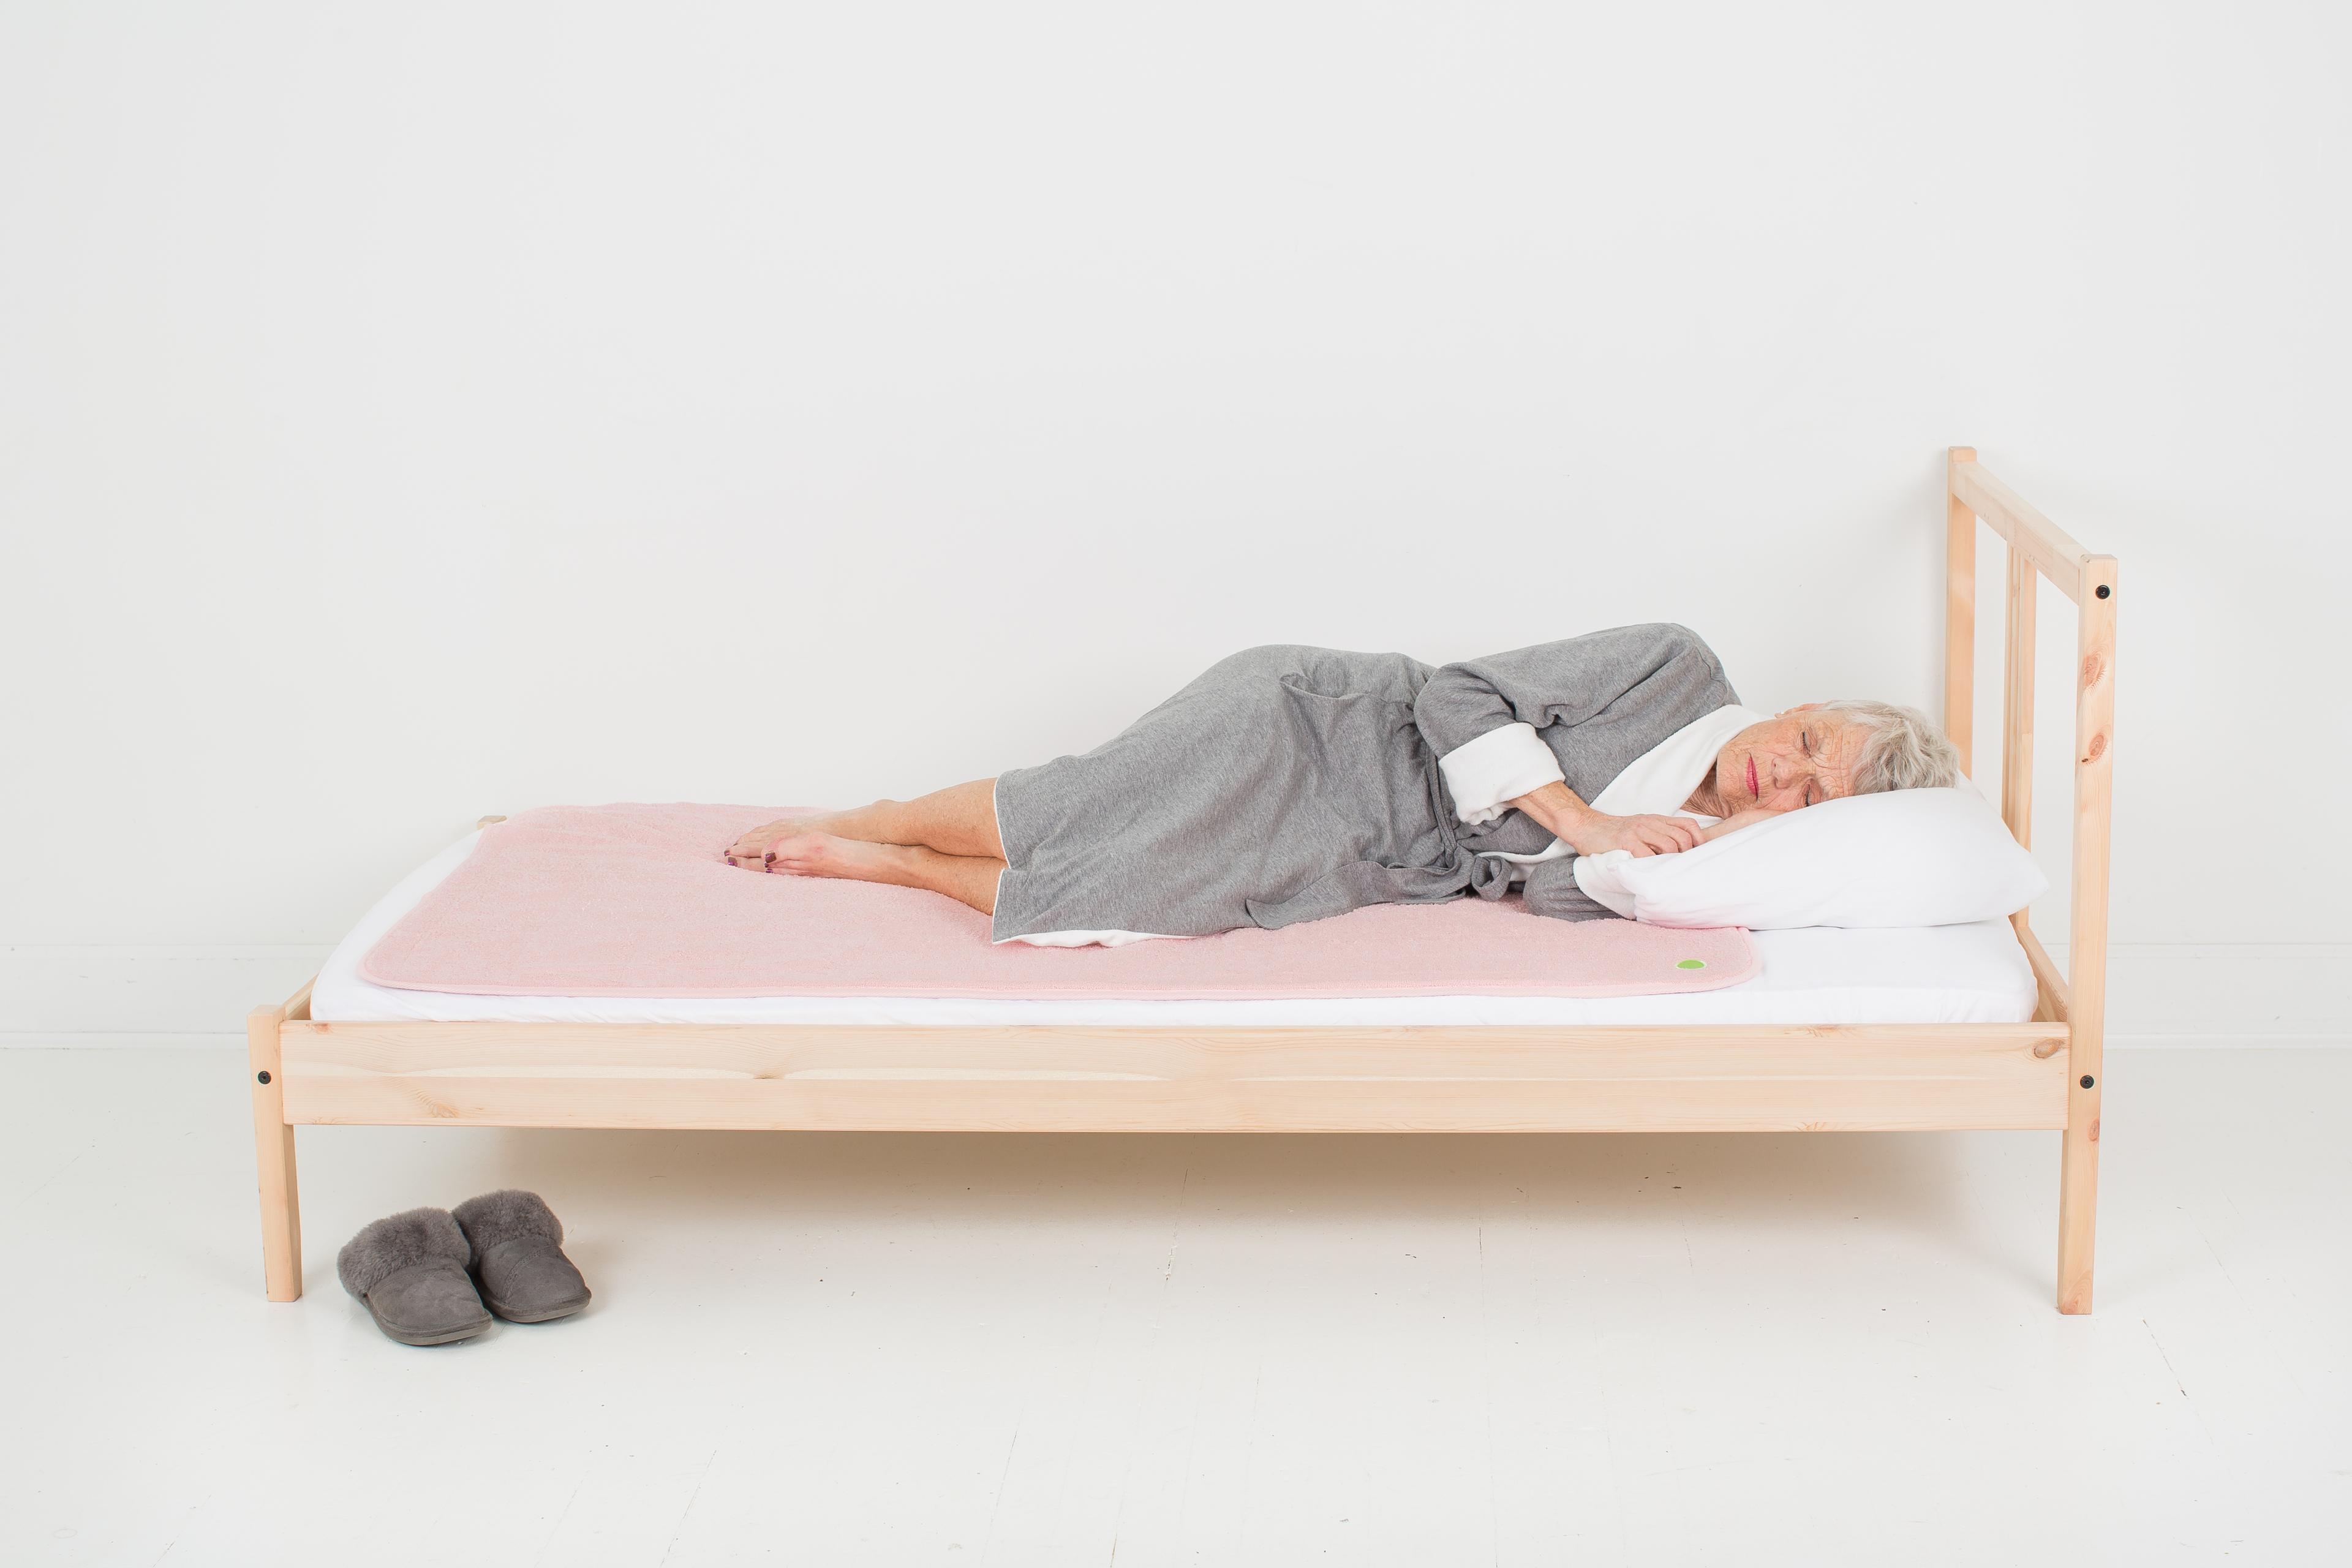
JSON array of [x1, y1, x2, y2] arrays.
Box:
[[2056, 1075, 2100, 1314], [246, 1004, 303, 1302], [2057, 559, 2116, 1316]]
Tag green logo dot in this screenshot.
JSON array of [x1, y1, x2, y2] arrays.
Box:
[[1675, 959, 1706, 970]]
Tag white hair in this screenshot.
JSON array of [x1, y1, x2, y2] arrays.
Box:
[[1815, 699, 1963, 794]]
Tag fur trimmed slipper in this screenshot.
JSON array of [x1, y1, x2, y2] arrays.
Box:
[[336, 1207, 492, 1346], [452, 1190, 591, 1323]]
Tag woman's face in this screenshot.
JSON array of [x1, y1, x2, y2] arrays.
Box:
[[1712, 705, 1871, 813]]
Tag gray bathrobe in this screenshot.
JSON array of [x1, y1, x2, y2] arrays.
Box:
[[990, 622, 1740, 941]]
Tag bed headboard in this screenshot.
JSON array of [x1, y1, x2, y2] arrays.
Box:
[[1939, 447, 2115, 1050]]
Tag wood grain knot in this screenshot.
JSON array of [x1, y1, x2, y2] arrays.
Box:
[[2082, 732, 2109, 763], [2088, 1117, 2100, 1143], [2079, 653, 2105, 687]]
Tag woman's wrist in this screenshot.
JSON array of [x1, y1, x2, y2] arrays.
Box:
[[1508, 781, 1596, 850], [1513, 784, 1715, 858]]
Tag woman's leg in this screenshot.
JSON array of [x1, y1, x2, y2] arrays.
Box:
[[764, 835, 1004, 916], [725, 778, 1003, 867]]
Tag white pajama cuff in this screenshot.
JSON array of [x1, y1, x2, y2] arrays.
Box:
[[1437, 722, 1564, 825], [999, 929, 1187, 949]]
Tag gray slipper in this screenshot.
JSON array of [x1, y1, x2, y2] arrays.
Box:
[[336, 1207, 493, 1346], [451, 1190, 591, 1323]]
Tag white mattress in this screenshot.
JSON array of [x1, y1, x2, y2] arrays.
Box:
[[312, 832, 2038, 1027]]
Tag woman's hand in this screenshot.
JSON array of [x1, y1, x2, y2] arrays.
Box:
[[1514, 780, 1703, 860], [1562, 811, 1705, 857], [1506, 781, 1705, 858]]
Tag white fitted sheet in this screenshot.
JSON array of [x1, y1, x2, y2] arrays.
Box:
[[312, 832, 2038, 1027]]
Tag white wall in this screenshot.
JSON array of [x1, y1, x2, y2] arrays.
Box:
[[4, 2, 2346, 1042]]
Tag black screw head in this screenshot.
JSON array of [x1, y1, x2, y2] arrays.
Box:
[[2095, 584, 2111, 598], [2079, 1074, 2094, 1089], [256, 1070, 271, 1085]]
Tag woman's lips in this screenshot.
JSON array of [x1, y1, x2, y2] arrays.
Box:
[[1746, 757, 1759, 797]]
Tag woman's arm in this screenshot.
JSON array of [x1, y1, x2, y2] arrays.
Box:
[[1507, 788, 1787, 857], [1507, 780, 1704, 857], [1414, 625, 1735, 827]]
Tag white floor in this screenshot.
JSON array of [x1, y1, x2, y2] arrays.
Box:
[[2, 1047, 2346, 1567]]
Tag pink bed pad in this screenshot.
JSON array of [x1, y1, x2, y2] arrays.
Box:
[[360, 804, 1758, 1000]]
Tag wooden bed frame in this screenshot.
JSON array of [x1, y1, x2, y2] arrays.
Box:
[[246, 449, 2117, 1312]]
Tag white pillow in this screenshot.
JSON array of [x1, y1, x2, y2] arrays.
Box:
[[1569, 786, 2048, 930]]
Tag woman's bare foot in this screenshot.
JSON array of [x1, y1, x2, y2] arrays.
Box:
[[725, 814, 839, 867], [722, 782, 1005, 868], [759, 832, 1006, 916], [761, 831, 895, 881]]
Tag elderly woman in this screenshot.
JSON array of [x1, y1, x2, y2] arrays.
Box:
[[723, 624, 1961, 944]]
